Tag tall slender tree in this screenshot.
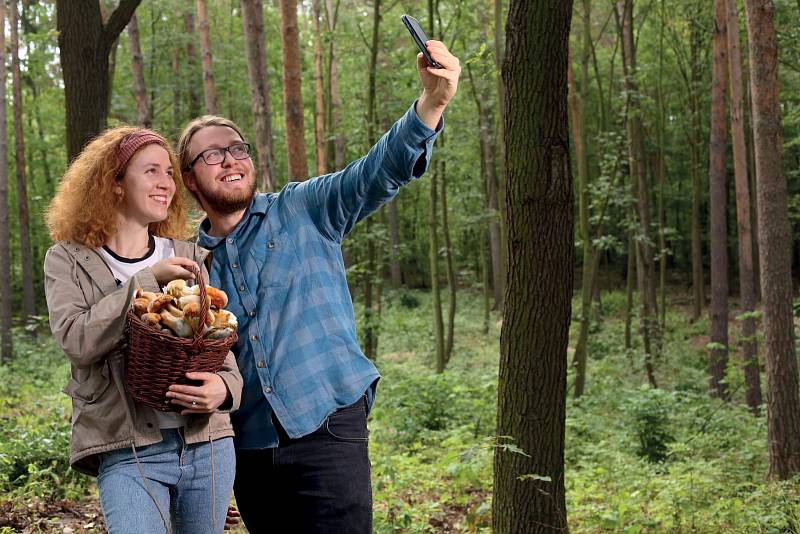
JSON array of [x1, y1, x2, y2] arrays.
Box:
[[0, 0, 11, 363], [10, 0, 35, 327], [725, 0, 762, 413], [195, 0, 218, 115], [56, 0, 142, 161], [127, 13, 151, 127], [324, 0, 345, 171], [184, 5, 201, 118], [709, 0, 730, 401], [493, 1, 573, 531], [618, 0, 658, 386], [312, 0, 326, 176], [241, 0, 278, 191], [279, 0, 309, 181], [743, 0, 800, 480]]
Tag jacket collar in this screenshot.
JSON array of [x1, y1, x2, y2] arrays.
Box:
[[60, 239, 210, 297]]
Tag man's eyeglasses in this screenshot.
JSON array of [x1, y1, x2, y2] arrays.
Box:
[[189, 143, 251, 168]]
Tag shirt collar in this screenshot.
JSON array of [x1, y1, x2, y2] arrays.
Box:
[[197, 193, 273, 249]]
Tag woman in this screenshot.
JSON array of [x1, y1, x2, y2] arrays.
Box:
[[44, 127, 242, 534]]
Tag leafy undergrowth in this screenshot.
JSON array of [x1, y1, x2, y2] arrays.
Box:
[[1, 291, 799, 532]]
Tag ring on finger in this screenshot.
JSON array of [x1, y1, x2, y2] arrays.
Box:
[[192, 399, 197, 406]]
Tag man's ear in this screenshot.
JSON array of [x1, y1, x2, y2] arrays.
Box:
[[182, 170, 197, 193]]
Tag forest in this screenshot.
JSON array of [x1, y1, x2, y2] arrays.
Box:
[[1, 0, 800, 532]]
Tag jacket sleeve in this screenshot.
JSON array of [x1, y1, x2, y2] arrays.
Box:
[[290, 101, 442, 242], [44, 244, 161, 368]]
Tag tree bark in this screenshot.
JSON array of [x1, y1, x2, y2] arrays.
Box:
[[324, 0, 345, 170], [9, 0, 35, 328], [493, 2, 572, 532], [127, 13, 150, 127], [709, 0, 730, 401], [241, 0, 278, 191], [0, 1, 12, 363], [195, 0, 218, 114], [725, 0, 762, 413], [568, 2, 592, 398], [184, 6, 201, 118], [56, 0, 142, 161], [743, 0, 800, 480], [279, 0, 309, 181], [618, 0, 658, 385], [312, 0, 326, 176]]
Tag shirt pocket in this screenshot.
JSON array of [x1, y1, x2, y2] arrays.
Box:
[[62, 362, 112, 404], [248, 229, 300, 288]]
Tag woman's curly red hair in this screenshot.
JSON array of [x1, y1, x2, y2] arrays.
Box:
[[46, 126, 189, 248]]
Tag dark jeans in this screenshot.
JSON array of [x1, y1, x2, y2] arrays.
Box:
[[233, 397, 372, 533]]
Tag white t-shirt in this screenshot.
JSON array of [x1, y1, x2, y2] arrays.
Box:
[[99, 236, 186, 429]]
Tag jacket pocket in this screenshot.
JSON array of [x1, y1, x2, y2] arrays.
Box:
[[62, 363, 111, 404]]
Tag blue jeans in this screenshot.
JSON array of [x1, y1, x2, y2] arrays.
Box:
[[234, 396, 372, 533], [97, 429, 235, 534]]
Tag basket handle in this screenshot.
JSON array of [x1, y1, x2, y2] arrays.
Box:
[[188, 264, 208, 349]]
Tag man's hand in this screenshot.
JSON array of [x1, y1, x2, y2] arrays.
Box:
[[416, 40, 461, 129], [166, 372, 230, 415]]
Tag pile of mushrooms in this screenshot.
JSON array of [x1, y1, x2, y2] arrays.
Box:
[[132, 280, 238, 339]]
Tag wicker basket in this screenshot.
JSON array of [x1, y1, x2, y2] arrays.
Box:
[[124, 265, 238, 412]]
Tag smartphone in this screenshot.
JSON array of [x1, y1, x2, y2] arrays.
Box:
[[401, 15, 443, 69]]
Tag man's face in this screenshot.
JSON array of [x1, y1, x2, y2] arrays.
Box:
[[184, 125, 257, 215]]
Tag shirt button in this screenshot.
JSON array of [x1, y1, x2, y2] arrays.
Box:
[[250, 334, 258, 341], [249, 310, 256, 317], [267, 241, 275, 249], [227, 238, 234, 244], [232, 263, 239, 269], [239, 284, 246, 291], [263, 385, 272, 393], [257, 360, 265, 368]]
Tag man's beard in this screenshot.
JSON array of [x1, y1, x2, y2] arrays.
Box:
[[195, 177, 257, 216]]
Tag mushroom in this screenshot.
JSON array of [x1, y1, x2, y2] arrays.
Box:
[[135, 288, 158, 303], [133, 298, 150, 317], [205, 327, 234, 340], [160, 309, 193, 338], [165, 279, 190, 299], [182, 302, 209, 335], [205, 287, 228, 309], [178, 295, 202, 310], [140, 313, 162, 327], [147, 293, 175, 314], [212, 309, 238, 330]]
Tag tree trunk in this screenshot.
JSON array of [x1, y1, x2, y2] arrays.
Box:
[[743, 0, 800, 480], [624, 233, 635, 351], [324, 0, 345, 170], [279, 0, 309, 181], [493, 0, 507, 312], [0, 1, 11, 363], [656, 0, 667, 331], [440, 156, 456, 365], [312, 0, 326, 176], [493, 2, 572, 532], [195, 0, 218, 114], [184, 6, 201, 118], [9, 0, 35, 328], [689, 22, 706, 321], [56, 0, 142, 161], [388, 199, 402, 288], [568, 3, 592, 398], [725, 0, 762, 413], [127, 13, 150, 127], [618, 0, 658, 385], [241, 0, 277, 192], [709, 0, 730, 401]]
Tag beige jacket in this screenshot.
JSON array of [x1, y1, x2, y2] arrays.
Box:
[[44, 239, 242, 476]]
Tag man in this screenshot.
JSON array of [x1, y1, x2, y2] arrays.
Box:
[[175, 41, 459, 532]]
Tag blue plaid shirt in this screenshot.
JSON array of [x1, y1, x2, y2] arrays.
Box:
[[197, 102, 442, 448]]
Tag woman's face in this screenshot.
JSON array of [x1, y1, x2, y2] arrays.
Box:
[[118, 144, 176, 225]]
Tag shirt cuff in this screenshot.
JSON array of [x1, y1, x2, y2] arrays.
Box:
[[405, 99, 444, 145]]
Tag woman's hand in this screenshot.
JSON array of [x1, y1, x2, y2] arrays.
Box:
[[166, 372, 231, 414], [150, 257, 200, 286]]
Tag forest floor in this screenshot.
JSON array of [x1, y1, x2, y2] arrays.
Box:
[[1, 289, 799, 533]]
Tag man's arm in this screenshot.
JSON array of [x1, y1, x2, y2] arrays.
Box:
[[289, 40, 460, 242]]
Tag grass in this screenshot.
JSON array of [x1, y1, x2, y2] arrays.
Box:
[[1, 289, 799, 532]]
